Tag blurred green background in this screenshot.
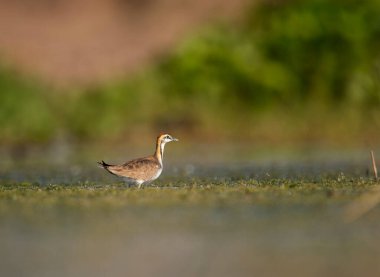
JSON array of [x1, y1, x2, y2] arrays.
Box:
[[0, 0, 379, 147]]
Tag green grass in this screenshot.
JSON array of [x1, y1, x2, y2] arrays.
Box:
[[0, 178, 377, 218]]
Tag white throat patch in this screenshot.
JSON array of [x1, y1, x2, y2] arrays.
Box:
[[158, 141, 166, 166]]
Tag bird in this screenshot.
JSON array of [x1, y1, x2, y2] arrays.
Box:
[[98, 133, 178, 188]]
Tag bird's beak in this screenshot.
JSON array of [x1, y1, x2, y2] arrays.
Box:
[[172, 137, 179, 142]]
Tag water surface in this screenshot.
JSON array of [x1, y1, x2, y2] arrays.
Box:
[[0, 145, 379, 276]]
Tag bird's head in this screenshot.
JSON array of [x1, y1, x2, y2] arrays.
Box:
[[158, 133, 179, 144]]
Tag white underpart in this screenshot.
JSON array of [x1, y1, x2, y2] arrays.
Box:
[[151, 167, 163, 181]]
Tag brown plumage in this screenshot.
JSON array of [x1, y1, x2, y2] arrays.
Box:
[[98, 133, 178, 188]]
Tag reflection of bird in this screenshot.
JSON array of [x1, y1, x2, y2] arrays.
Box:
[[98, 134, 178, 188]]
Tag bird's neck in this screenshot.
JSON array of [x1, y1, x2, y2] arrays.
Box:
[[155, 140, 165, 167]]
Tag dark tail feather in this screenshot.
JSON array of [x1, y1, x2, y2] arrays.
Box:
[[97, 160, 110, 168]]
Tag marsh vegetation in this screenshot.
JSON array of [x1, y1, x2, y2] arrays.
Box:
[[0, 149, 379, 276], [0, 0, 379, 145], [1, 177, 379, 276]]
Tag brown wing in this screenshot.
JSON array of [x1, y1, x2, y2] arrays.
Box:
[[107, 156, 161, 180]]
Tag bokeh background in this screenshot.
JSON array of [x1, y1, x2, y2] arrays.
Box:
[[1, 1, 380, 277], [0, 0, 379, 156]]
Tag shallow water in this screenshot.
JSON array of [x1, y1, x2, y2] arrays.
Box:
[[0, 144, 373, 184], [1, 190, 379, 277], [0, 145, 379, 276]]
